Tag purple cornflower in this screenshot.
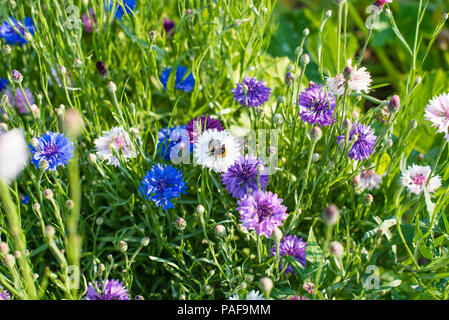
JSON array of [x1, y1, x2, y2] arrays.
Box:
[[186, 114, 224, 143], [0, 287, 10, 300], [163, 18, 175, 37], [298, 83, 336, 127], [160, 66, 195, 92], [0, 16, 35, 46], [237, 190, 288, 237], [86, 279, 130, 300], [138, 164, 187, 210], [221, 155, 269, 199], [4, 87, 34, 114], [337, 123, 376, 161], [271, 235, 307, 274], [232, 77, 271, 108], [29, 131, 75, 171], [157, 125, 190, 161]]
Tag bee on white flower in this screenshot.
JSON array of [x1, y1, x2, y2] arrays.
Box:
[[0, 129, 28, 183], [400, 164, 441, 195], [193, 129, 242, 172], [94, 126, 140, 166]]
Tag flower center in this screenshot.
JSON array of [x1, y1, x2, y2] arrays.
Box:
[[412, 174, 427, 186], [42, 144, 58, 157], [111, 135, 126, 149], [361, 170, 373, 179], [208, 139, 226, 159], [256, 204, 272, 222]]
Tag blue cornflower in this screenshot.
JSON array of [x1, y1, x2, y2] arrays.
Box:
[[20, 195, 30, 204], [337, 123, 376, 161], [0, 78, 8, 92], [106, 0, 136, 20], [29, 131, 75, 171], [0, 16, 35, 46], [157, 125, 190, 161], [160, 66, 195, 92], [138, 164, 187, 210], [271, 235, 307, 274]]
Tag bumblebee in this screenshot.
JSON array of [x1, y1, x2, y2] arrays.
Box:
[[208, 139, 226, 158]]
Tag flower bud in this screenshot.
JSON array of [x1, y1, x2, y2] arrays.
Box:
[[215, 224, 226, 237], [364, 193, 373, 205], [4, 254, 15, 267], [33, 203, 40, 211], [300, 54, 310, 66], [0, 242, 9, 255], [303, 282, 315, 294], [44, 189, 53, 199], [45, 225, 55, 238], [64, 109, 83, 137], [329, 241, 344, 257], [66, 200, 75, 210], [118, 240, 128, 253], [175, 217, 186, 231], [272, 227, 283, 243], [141, 237, 150, 247], [39, 159, 49, 171], [409, 119, 418, 130], [309, 126, 322, 141], [12, 69, 23, 83], [73, 58, 82, 69], [303, 28, 310, 36], [312, 153, 320, 162], [108, 81, 117, 94], [388, 95, 400, 113], [196, 204, 205, 215], [322, 203, 340, 226], [260, 277, 274, 296], [96, 217, 104, 225], [273, 114, 284, 125]]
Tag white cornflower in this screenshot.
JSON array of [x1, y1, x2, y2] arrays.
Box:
[[326, 60, 372, 96], [193, 129, 242, 172], [0, 129, 28, 183], [357, 167, 383, 191], [227, 290, 265, 300], [400, 164, 441, 195], [228, 293, 240, 300], [424, 93, 449, 140], [245, 290, 265, 300], [94, 126, 139, 166]]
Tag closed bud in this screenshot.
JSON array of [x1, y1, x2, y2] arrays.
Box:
[[388, 95, 400, 113], [4, 254, 15, 267], [33, 203, 40, 211], [96, 217, 104, 225], [329, 241, 344, 257], [64, 109, 83, 137], [322, 203, 340, 226], [343, 118, 352, 130], [196, 204, 205, 215], [141, 237, 150, 247], [175, 217, 186, 231], [0, 242, 9, 255], [45, 225, 55, 238], [66, 200, 75, 210], [312, 153, 320, 162], [410, 119, 418, 130], [215, 224, 226, 237], [12, 69, 23, 83], [44, 189, 53, 199], [204, 285, 214, 295], [118, 240, 128, 253], [300, 54, 310, 66], [257, 164, 265, 175], [88, 153, 97, 163], [149, 30, 157, 41], [364, 193, 373, 205], [260, 277, 274, 296], [73, 58, 82, 69], [303, 28, 310, 36], [3, 45, 11, 55], [272, 227, 283, 243], [39, 159, 49, 171], [303, 282, 315, 294], [273, 114, 284, 125], [310, 126, 322, 141]]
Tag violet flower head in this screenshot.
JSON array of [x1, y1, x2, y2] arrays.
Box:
[[0, 287, 10, 300], [86, 279, 130, 300], [4, 88, 35, 114], [221, 155, 270, 199], [337, 123, 376, 161], [82, 8, 97, 32], [237, 190, 288, 237], [186, 114, 224, 143], [232, 77, 271, 108], [163, 18, 175, 37], [298, 83, 336, 127], [374, 0, 392, 9], [0, 16, 35, 46], [271, 235, 307, 274]]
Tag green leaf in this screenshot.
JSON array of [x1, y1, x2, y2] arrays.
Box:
[[306, 227, 324, 265], [375, 152, 391, 175]]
